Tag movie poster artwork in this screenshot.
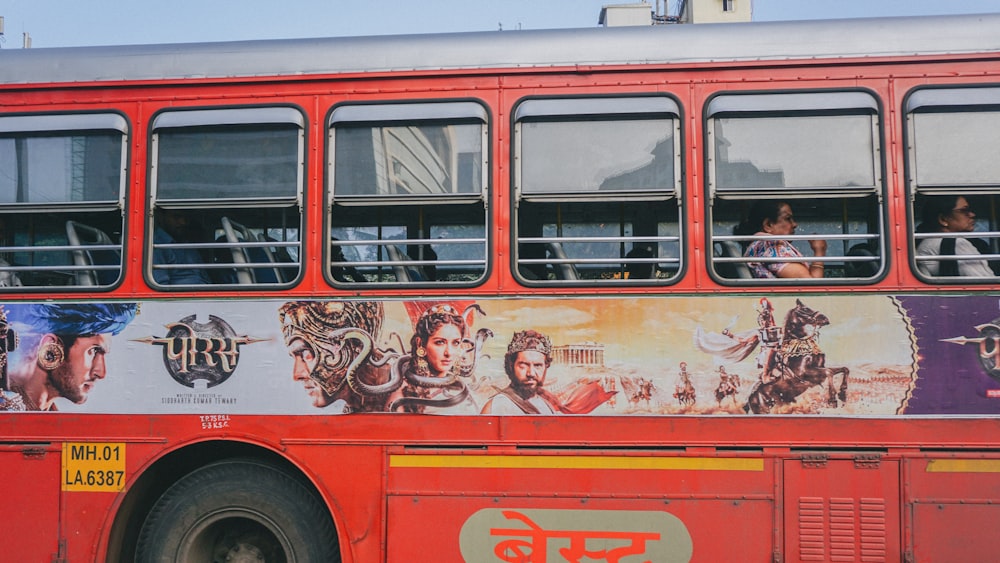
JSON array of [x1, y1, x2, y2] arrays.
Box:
[[1, 294, 999, 415]]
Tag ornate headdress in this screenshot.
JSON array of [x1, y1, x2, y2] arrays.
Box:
[[7, 303, 138, 336], [279, 301, 382, 345], [506, 330, 552, 359], [407, 303, 465, 350], [278, 301, 383, 394]]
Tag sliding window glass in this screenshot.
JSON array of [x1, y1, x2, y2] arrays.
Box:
[[0, 113, 127, 289], [328, 101, 488, 285], [907, 86, 1000, 282], [513, 96, 682, 285], [707, 91, 884, 283], [148, 107, 304, 288]]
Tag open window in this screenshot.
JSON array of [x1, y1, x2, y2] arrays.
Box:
[[328, 101, 488, 285], [512, 96, 682, 285], [148, 107, 303, 288], [0, 113, 127, 289], [907, 86, 1000, 282], [706, 91, 885, 282]]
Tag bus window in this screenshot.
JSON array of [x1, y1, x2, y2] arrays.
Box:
[[706, 91, 885, 282], [512, 96, 682, 284], [907, 86, 1000, 282], [0, 113, 127, 289], [148, 107, 304, 288], [328, 102, 488, 285]]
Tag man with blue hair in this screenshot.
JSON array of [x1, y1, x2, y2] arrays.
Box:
[[4, 303, 137, 411]]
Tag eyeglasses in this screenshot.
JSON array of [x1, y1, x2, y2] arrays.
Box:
[[951, 206, 975, 216]]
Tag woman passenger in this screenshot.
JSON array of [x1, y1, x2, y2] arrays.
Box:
[[735, 200, 827, 279], [915, 195, 994, 277], [388, 304, 478, 414]]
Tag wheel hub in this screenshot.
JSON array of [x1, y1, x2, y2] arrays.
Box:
[[223, 541, 266, 562]]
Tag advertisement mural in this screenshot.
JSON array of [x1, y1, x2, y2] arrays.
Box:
[[0, 294, 998, 415]]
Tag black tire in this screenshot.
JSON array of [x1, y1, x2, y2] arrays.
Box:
[[136, 458, 340, 563]]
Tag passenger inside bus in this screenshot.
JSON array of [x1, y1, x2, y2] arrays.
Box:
[[407, 245, 437, 282], [625, 243, 654, 279], [915, 195, 997, 277], [736, 200, 827, 279], [329, 239, 365, 283], [0, 258, 22, 287], [152, 208, 211, 285]]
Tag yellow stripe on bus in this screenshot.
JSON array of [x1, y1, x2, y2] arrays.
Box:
[[926, 459, 1000, 473], [389, 455, 763, 471]]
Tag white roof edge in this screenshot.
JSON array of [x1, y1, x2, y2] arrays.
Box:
[[3, 13, 1000, 85]]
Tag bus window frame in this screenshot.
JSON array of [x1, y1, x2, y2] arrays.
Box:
[[146, 105, 306, 290], [0, 111, 130, 292], [704, 89, 888, 285], [510, 94, 685, 287], [905, 84, 1000, 284], [325, 99, 491, 288]]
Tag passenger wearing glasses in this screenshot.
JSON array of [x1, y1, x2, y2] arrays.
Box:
[[916, 195, 995, 277], [736, 200, 828, 279]]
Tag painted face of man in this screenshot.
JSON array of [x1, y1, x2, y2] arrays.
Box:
[[509, 350, 548, 397], [287, 337, 334, 408], [49, 333, 112, 404]]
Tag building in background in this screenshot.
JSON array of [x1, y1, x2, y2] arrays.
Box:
[[552, 342, 606, 367], [599, 3, 657, 26], [600, 0, 752, 26], [679, 0, 752, 23]]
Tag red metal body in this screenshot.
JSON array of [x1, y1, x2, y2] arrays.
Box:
[[2, 17, 1000, 562]]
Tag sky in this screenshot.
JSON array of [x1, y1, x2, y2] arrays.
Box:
[[0, 0, 999, 49]]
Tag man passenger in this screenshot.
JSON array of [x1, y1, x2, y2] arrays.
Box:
[[152, 208, 211, 285]]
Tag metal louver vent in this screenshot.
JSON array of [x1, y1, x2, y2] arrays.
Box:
[[797, 496, 887, 562]]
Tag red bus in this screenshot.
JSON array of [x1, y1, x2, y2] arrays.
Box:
[[2, 12, 1000, 562]]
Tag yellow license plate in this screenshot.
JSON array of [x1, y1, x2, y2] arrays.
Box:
[[62, 442, 126, 492]]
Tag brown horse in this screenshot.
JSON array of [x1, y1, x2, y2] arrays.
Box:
[[743, 299, 849, 414], [714, 379, 738, 406], [674, 381, 696, 406]]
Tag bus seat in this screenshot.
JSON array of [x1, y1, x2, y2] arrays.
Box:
[[245, 234, 293, 284], [219, 217, 293, 284], [254, 238, 285, 283], [385, 244, 427, 282], [546, 242, 579, 280], [715, 240, 752, 279], [264, 238, 299, 283], [845, 243, 878, 278], [220, 217, 256, 285], [0, 258, 23, 287], [66, 220, 120, 286]]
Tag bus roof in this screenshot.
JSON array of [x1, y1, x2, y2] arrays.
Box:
[[3, 13, 1000, 85]]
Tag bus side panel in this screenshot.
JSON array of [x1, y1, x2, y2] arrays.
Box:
[[387, 496, 773, 562], [907, 456, 1000, 562], [1, 445, 62, 562], [386, 452, 774, 562], [290, 443, 390, 563], [783, 457, 901, 563]]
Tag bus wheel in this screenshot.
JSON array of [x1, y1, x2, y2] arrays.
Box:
[[136, 458, 339, 563]]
